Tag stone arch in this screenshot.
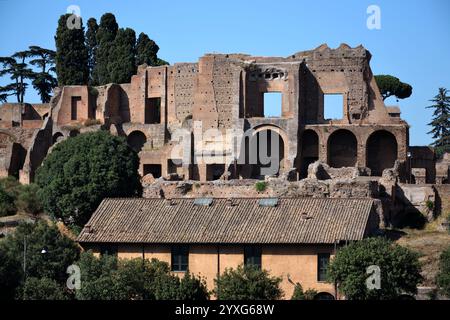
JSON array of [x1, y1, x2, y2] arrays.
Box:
[[328, 129, 357, 168], [127, 130, 147, 153], [300, 129, 319, 178], [69, 130, 80, 138], [366, 130, 398, 176], [248, 125, 286, 178], [314, 292, 335, 300], [52, 132, 64, 145]]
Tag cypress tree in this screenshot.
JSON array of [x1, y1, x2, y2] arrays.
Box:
[[85, 18, 99, 85], [135, 32, 159, 66], [108, 28, 137, 84], [92, 13, 118, 85], [427, 88, 450, 157], [55, 14, 88, 86]]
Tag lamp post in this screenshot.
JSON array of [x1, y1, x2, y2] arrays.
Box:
[[407, 151, 412, 184]]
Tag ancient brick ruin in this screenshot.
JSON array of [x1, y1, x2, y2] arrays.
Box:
[[0, 44, 449, 189]]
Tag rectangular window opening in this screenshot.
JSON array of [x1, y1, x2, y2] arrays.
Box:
[[324, 94, 344, 120], [263, 92, 282, 117], [171, 245, 189, 272], [244, 246, 262, 270], [143, 164, 162, 178], [145, 97, 161, 124], [71, 96, 81, 121], [317, 253, 330, 282]]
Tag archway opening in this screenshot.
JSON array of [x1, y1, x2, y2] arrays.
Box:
[[127, 131, 147, 153], [314, 292, 335, 300], [328, 129, 357, 168], [249, 129, 285, 178], [300, 130, 319, 178], [367, 130, 398, 176]]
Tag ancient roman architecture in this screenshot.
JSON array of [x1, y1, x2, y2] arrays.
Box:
[[0, 43, 448, 184]]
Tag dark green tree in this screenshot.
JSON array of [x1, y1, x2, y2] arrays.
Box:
[[290, 283, 317, 300], [214, 264, 283, 300], [0, 185, 16, 216], [28, 46, 57, 103], [92, 13, 118, 85], [436, 245, 450, 298], [0, 55, 33, 103], [0, 246, 22, 299], [327, 237, 422, 300], [1, 221, 80, 284], [375, 74, 412, 101], [108, 28, 137, 84], [55, 14, 89, 85], [427, 88, 450, 157], [21, 277, 68, 300], [85, 18, 99, 84], [135, 32, 159, 66], [35, 131, 141, 227]]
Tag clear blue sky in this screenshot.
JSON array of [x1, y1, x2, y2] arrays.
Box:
[[1, 0, 449, 146]]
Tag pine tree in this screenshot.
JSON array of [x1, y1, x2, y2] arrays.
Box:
[[85, 18, 99, 85], [135, 32, 159, 66], [0, 54, 33, 103], [55, 14, 89, 85], [92, 13, 118, 85], [28, 46, 57, 103], [427, 88, 450, 157], [108, 28, 137, 84]]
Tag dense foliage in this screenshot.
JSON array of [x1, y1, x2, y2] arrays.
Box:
[[375, 74, 412, 101], [290, 283, 317, 300], [0, 177, 42, 216], [327, 237, 422, 300], [35, 131, 141, 227], [108, 28, 137, 84], [76, 252, 209, 300], [214, 265, 283, 300], [55, 14, 89, 86], [0, 221, 80, 300], [436, 245, 450, 297], [427, 88, 450, 157]]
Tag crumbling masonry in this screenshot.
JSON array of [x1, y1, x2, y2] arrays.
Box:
[[1, 44, 449, 187]]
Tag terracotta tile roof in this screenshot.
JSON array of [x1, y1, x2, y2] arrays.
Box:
[[77, 198, 377, 245]]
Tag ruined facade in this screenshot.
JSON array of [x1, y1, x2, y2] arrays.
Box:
[[0, 44, 448, 185]]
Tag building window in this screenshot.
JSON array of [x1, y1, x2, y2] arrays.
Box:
[[263, 92, 282, 117], [143, 164, 162, 178], [244, 246, 262, 269], [145, 97, 161, 124], [71, 96, 81, 121], [171, 245, 189, 272], [100, 245, 118, 257], [317, 253, 330, 282], [324, 94, 344, 120]]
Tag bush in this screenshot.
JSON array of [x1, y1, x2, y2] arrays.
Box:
[[290, 283, 317, 300], [0, 246, 22, 299], [76, 252, 209, 300], [15, 184, 42, 215], [35, 131, 142, 227], [1, 221, 80, 284], [0, 186, 16, 217], [436, 245, 450, 298], [327, 237, 422, 300], [21, 277, 68, 300], [214, 264, 283, 300], [255, 181, 267, 192]]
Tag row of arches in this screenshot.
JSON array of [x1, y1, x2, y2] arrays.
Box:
[[300, 129, 398, 176]]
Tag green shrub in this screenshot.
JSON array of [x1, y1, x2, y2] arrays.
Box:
[[15, 184, 42, 215], [437, 245, 450, 297], [0, 186, 16, 217], [21, 277, 68, 300], [35, 131, 142, 227], [290, 283, 317, 300], [426, 200, 434, 210], [255, 181, 267, 192], [214, 264, 283, 300]]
